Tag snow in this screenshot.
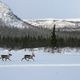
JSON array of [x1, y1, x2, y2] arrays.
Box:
[[26, 19, 76, 29], [0, 1, 32, 29], [0, 67, 80, 80], [0, 47, 80, 65]]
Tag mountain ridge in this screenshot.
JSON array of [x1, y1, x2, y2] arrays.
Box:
[[24, 19, 80, 32], [0, 0, 35, 29]]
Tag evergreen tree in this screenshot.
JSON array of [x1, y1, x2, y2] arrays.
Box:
[[51, 24, 57, 47]]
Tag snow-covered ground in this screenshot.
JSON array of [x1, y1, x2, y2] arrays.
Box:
[[0, 66, 80, 80], [0, 47, 80, 65]]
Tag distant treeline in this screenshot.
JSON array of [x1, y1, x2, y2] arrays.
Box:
[[0, 25, 51, 49], [0, 25, 80, 49], [50, 24, 80, 48], [56, 37, 80, 47], [0, 35, 51, 49]]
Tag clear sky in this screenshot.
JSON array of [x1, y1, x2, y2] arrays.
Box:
[[1, 0, 80, 19], [0, 66, 80, 80]]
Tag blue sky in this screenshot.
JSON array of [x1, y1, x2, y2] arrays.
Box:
[[0, 66, 80, 80], [2, 0, 80, 19]]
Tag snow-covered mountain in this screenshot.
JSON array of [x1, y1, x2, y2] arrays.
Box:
[[0, 0, 80, 30], [24, 19, 80, 32], [0, 0, 34, 28], [26, 19, 78, 29]]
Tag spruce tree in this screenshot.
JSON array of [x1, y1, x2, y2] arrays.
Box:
[[51, 24, 57, 47]]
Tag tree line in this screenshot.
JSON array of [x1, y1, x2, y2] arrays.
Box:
[[0, 24, 80, 49], [51, 24, 80, 48]]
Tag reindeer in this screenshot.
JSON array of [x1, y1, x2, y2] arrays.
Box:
[[0, 54, 12, 61], [21, 53, 35, 61]]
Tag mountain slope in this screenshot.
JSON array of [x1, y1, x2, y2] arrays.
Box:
[[26, 19, 80, 31], [0, 1, 34, 28], [26, 19, 75, 28]]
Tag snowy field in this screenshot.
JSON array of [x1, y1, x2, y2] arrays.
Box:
[[0, 66, 80, 80], [0, 47, 80, 65]]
